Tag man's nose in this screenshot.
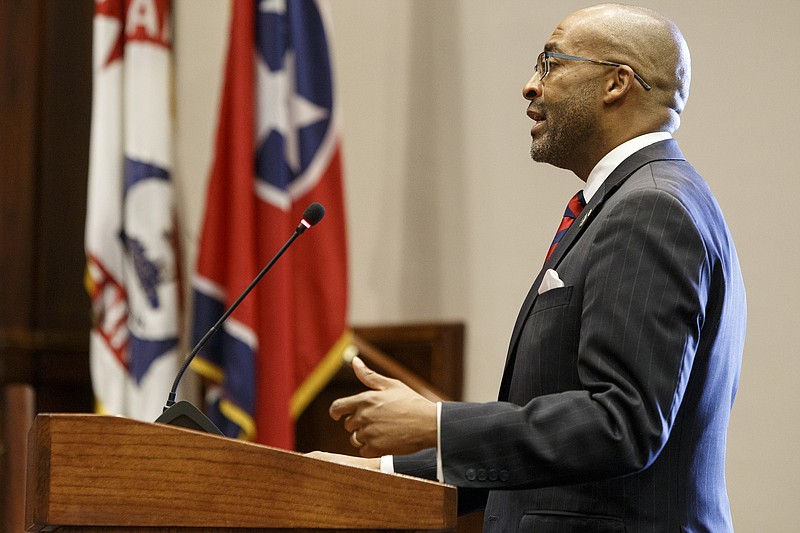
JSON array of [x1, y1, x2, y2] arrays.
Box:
[[522, 75, 542, 101]]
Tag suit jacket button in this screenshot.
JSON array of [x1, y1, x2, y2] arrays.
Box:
[[477, 469, 487, 481], [499, 469, 510, 482], [488, 469, 498, 481], [465, 468, 477, 481]]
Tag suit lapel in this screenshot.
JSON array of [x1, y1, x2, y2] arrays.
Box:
[[498, 139, 685, 400]]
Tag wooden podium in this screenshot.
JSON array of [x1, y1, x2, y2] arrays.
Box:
[[25, 414, 456, 532]]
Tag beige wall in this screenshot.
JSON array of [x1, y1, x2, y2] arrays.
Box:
[[173, 1, 800, 530]]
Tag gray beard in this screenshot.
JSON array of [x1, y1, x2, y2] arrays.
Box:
[[529, 86, 598, 170]]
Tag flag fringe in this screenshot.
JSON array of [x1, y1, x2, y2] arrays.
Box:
[[290, 330, 354, 420], [190, 355, 225, 383], [95, 398, 109, 414], [220, 398, 257, 441], [188, 354, 255, 440]]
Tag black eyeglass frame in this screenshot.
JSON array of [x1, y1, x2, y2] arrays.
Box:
[[535, 51, 652, 91]]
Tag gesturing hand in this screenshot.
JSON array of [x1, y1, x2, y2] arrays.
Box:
[[329, 357, 438, 458]]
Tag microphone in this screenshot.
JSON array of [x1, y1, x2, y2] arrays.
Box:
[[154, 202, 326, 434]]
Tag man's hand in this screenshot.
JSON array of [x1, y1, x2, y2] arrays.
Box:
[[305, 451, 381, 470], [329, 357, 437, 458]]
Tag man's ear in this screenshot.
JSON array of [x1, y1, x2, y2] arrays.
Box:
[[603, 65, 635, 104]]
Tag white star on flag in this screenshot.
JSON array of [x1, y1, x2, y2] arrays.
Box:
[[256, 50, 329, 176], [259, 0, 286, 15]]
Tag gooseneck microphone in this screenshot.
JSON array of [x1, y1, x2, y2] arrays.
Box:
[[154, 202, 326, 434]]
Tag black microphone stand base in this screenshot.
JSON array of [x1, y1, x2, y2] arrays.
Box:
[[154, 400, 224, 436]]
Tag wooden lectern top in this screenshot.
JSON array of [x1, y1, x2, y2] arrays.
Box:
[[26, 414, 456, 532]]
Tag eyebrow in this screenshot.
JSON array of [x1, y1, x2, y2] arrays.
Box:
[[543, 43, 556, 53]]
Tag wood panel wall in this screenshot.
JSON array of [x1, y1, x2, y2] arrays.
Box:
[[0, 0, 94, 412]]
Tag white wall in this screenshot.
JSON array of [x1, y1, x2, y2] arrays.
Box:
[[173, 1, 800, 530]]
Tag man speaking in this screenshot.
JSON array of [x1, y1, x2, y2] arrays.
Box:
[[313, 4, 746, 531]]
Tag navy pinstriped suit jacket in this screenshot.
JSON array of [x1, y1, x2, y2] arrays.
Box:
[[394, 140, 746, 532]]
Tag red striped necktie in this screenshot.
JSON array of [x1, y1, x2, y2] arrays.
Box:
[[544, 190, 586, 262]]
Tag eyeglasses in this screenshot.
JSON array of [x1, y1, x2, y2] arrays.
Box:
[[534, 51, 652, 91]]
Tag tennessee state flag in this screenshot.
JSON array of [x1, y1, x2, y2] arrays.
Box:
[[85, 0, 182, 420], [191, 0, 349, 448]]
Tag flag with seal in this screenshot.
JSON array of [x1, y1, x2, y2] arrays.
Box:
[[85, 0, 181, 420]]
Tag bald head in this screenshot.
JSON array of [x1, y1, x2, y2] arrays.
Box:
[[560, 4, 691, 130]]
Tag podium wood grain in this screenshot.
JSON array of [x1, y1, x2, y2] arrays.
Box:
[[26, 414, 456, 532]]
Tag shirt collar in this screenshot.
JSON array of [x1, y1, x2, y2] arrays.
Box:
[[583, 132, 672, 202]]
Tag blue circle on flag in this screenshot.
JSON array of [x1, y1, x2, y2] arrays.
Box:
[[255, 0, 334, 193]]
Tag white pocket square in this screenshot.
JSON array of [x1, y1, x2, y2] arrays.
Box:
[[538, 269, 565, 295]]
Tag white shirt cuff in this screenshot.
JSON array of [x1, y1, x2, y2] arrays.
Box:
[[436, 401, 443, 482], [380, 454, 395, 474]]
